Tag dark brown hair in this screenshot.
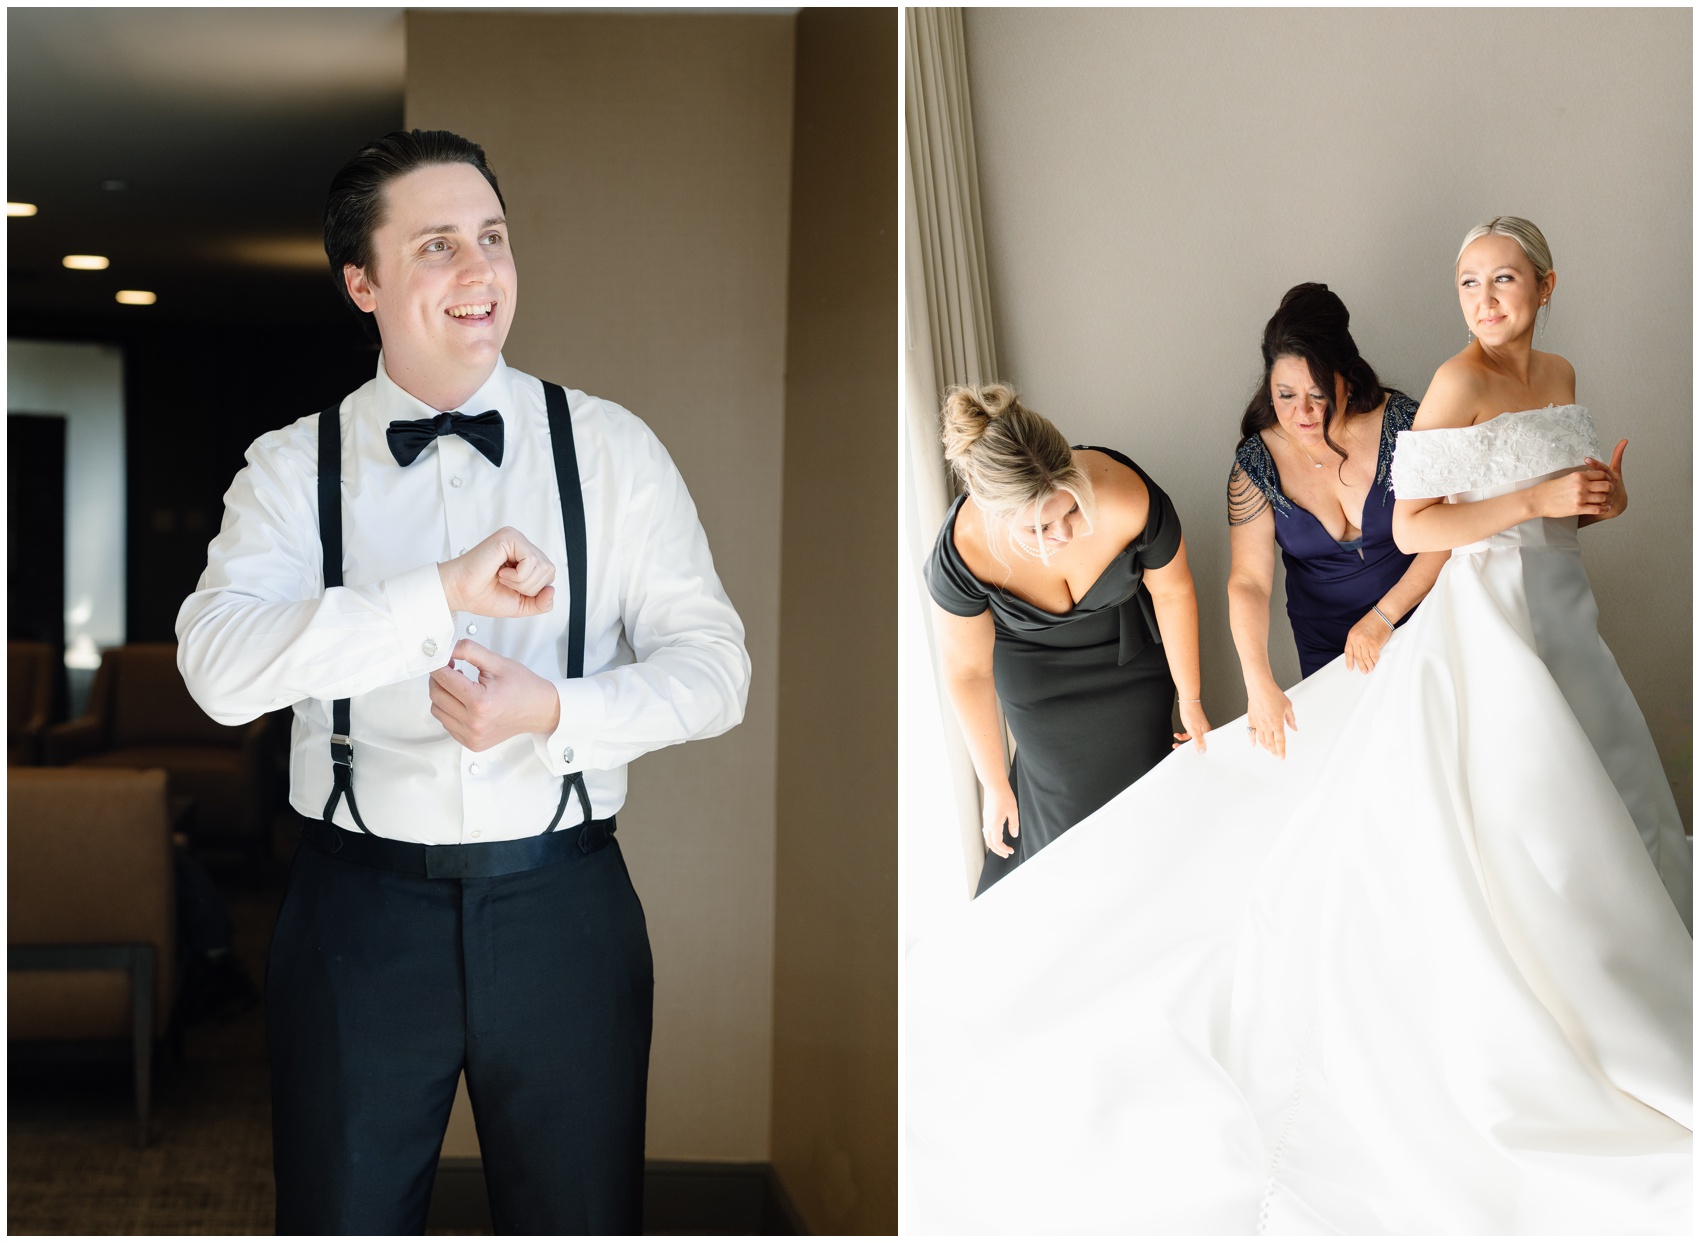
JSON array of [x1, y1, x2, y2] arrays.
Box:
[[1239, 283, 1386, 470]]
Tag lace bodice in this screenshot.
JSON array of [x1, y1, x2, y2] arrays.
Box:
[[1391, 404, 1599, 500]]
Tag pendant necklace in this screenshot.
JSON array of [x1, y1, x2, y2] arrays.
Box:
[[1279, 429, 1328, 469], [1286, 417, 1359, 470]]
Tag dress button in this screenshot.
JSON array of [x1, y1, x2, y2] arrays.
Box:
[[450, 476, 463, 489], [562, 746, 574, 764], [467, 623, 478, 635], [469, 762, 481, 776], [422, 638, 438, 657]]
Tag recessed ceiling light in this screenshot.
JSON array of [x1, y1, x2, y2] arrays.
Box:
[[225, 236, 330, 270], [7, 202, 38, 217], [62, 255, 110, 270], [116, 290, 157, 306]]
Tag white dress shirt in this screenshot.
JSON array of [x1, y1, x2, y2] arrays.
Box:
[[177, 356, 750, 844]]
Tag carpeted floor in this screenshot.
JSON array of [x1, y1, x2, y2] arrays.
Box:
[[9, 864, 286, 1234], [8, 838, 795, 1236]]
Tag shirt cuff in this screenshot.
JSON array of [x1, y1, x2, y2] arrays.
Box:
[[386, 563, 456, 675], [536, 676, 608, 775]]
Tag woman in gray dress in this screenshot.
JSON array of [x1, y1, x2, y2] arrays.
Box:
[[925, 383, 1209, 895]]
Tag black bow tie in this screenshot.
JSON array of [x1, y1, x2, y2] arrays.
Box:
[[386, 409, 504, 468]]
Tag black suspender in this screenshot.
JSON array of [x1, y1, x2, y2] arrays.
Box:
[[544, 382, 595, 831], [317, 381, 593, 836], [318, 402, 371, 833], [546, 382, 588, 683]]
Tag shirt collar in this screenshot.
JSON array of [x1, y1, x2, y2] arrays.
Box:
[[372, 352, 513, 422]]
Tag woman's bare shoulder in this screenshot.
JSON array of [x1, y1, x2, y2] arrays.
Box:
[[1534, 350, 1577, 401], [949, 492, 983, 550], [1411, 355, 1487, 431], [1075, 449, 1150, 539]]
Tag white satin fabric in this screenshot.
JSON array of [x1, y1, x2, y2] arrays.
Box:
[[906, 408, 1693, 1234]]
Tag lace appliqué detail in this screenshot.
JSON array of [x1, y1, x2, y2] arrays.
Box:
[[1391, 405, 1599, 500]]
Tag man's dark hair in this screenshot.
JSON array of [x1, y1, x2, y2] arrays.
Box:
[[323, 129, 507, 322]]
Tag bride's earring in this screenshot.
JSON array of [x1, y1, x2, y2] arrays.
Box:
[[1538, 299, 1548, 344], [1466, 330, 1474, 346]]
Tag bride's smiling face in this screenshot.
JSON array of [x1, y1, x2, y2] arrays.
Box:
[[1457, 234, 1555, 349], [1270, 356, 1346, 450]]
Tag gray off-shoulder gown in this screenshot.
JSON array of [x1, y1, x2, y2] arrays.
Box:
[[925, 447, 1181, 895]]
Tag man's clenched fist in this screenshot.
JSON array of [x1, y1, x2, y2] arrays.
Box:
[[437, 527, 556, 617]]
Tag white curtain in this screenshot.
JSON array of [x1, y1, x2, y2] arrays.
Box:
[[900, 7, 1002, 931], [906, 7, 998, 388]]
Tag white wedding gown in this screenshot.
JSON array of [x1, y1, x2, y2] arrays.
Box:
[[905, 406, 1693, 1235]]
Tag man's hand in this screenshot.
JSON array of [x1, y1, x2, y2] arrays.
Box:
[[428, 640, 562, 752], [438, 527, 556, 617]]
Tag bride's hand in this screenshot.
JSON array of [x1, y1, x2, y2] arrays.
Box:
[[1246, 680, 1296, 759], [982, 784, 1019, 858], [1344, 610, 1394, 673], [1173, 699, 1210, 753], [1530, 463, 1615, 520], [1582, 440, 1629, 522]]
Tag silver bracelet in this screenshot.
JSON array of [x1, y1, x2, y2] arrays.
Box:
[[1372, 605, 1395, 632], [1178, 697, 1202, 704]]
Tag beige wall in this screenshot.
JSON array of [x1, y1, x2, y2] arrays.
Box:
[[408, 9, 796, 1160], [962, 7, 1693, 821], [769, 12, 898, 1233]]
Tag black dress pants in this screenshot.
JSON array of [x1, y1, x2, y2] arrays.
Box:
[[266, 829, 654, 1234]]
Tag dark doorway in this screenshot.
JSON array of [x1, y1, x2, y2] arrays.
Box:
[[8, 412, 70, 720]]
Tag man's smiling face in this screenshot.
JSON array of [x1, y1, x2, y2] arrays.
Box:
[[344, 161, 518, 411]]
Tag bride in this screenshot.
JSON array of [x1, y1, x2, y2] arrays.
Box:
[[905, 218, 1693, 1235]]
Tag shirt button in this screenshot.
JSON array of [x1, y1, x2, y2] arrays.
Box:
[[422, 638, 438, 657], [466, 623, 478, 635], [469, 762, 481, 776], [450, 476, 463, 489], [562, 746, 574, 764], [470, 829, 482, 839]]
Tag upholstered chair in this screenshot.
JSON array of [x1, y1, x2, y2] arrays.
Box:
[[8, 766, 175, 1145], [42, 643, 275, 856], [8, 640, 56, 766]]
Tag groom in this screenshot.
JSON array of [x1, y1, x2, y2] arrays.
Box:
[[177, 130, 750, 1233]]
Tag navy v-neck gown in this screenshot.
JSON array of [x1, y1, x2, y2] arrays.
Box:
[[926, 448, 1181, 895], [1233, 393, 1419, 677]]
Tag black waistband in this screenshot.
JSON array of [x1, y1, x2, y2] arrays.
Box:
[[300, 815, 616, 879]]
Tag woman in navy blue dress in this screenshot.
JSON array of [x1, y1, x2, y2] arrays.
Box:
[[1225, 283, 1446, 757]]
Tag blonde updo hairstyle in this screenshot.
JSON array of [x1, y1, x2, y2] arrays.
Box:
[[1457, 216, 1556, 330], [940, 383, 1095, 565]]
